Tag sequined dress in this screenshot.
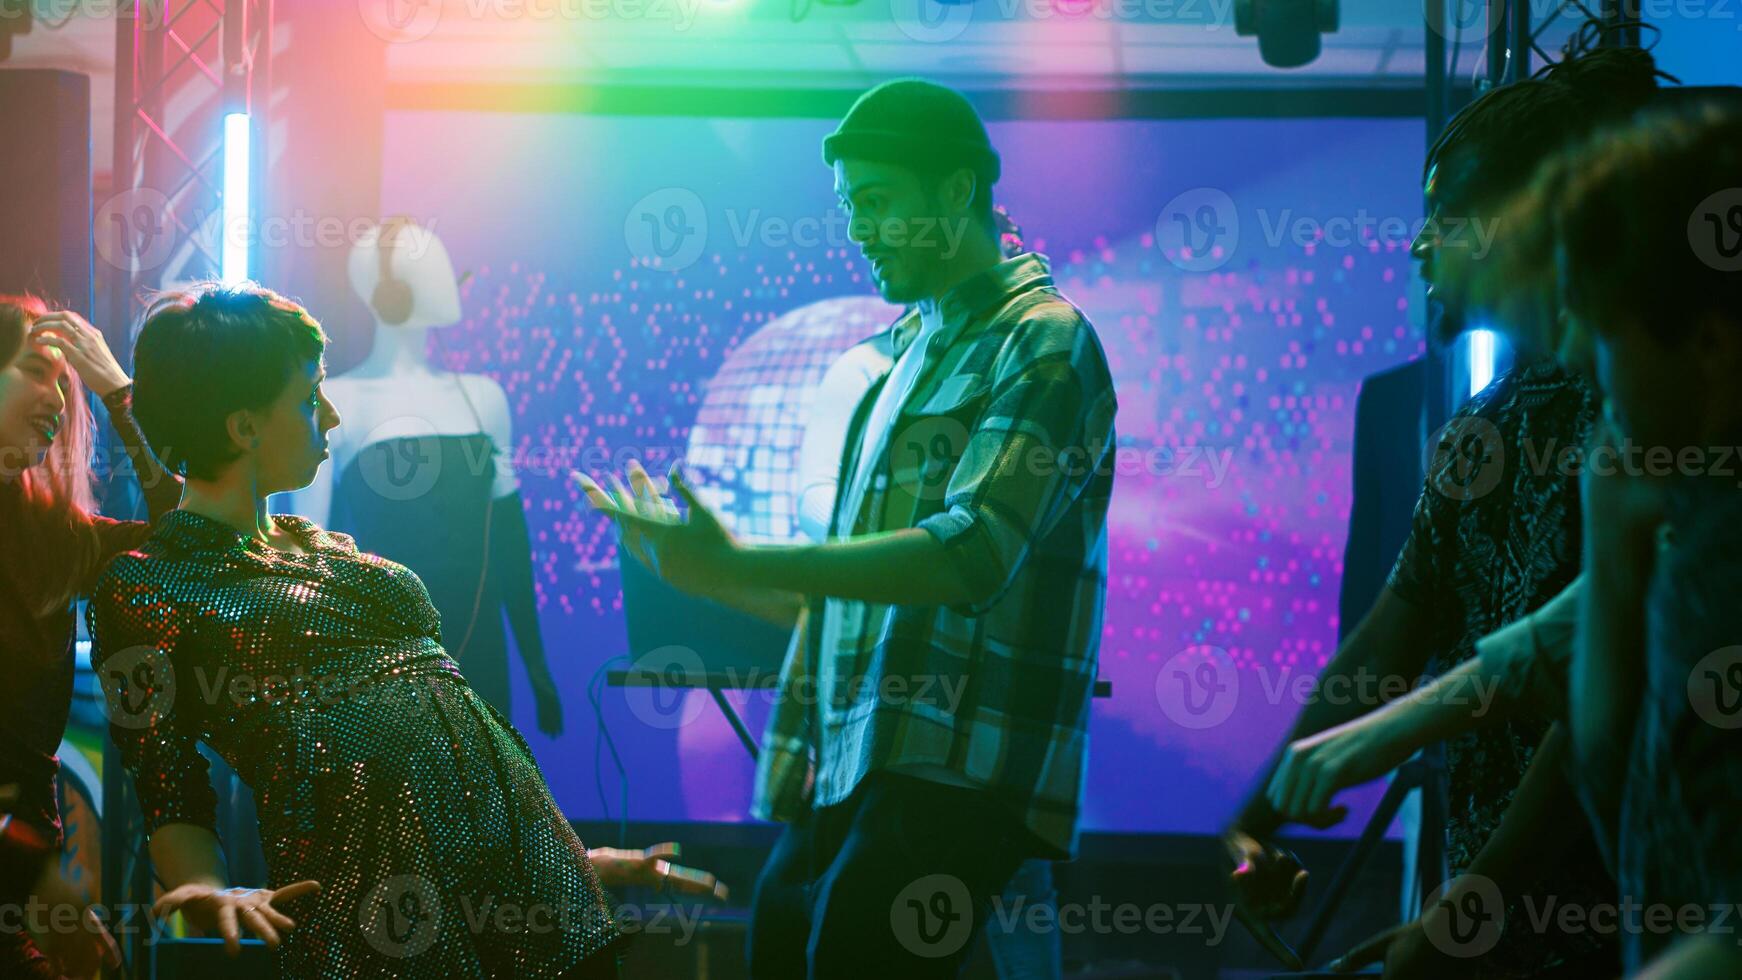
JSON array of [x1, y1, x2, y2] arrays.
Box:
[[87, 510, 621, 978]]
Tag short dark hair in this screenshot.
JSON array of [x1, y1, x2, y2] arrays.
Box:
[[1550, 100, 1742, 344], [132, 282, 327, 480]]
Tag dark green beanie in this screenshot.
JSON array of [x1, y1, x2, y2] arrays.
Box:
[[822, 78, 1001, 185]]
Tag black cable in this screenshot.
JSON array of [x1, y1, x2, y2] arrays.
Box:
[[587, 656, 632, 847], [422, 288, 497, 664]]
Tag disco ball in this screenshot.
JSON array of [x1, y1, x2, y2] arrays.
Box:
[[686, 294, 903, 543]]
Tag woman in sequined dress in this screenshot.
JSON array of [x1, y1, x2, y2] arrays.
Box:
[[85, 283, 628, 978]]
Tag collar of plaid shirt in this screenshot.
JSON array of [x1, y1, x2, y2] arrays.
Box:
[[885, 251, 1055, 364]]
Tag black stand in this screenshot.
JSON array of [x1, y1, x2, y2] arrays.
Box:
[[606, 669, 1114, 763], [1287, 744, 1448, 971]]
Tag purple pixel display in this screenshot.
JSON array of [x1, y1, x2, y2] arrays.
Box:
[[372, 111, 1429, 835]]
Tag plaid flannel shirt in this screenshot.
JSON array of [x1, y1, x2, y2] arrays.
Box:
[[751, 253, 1116, 859]]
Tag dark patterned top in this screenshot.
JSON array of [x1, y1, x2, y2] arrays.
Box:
[[87, 511, 620, 978], [1622, 482, 1742, 971], [1387, 360, 1617, 977]]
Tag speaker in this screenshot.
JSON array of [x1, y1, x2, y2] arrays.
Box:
[[0, 69, 92, 314]]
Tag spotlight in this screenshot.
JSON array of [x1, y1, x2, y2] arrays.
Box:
[[1235, 0, 1339, 69]]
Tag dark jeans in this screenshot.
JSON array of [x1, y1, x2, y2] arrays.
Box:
[[747, 772, 1028, 980]]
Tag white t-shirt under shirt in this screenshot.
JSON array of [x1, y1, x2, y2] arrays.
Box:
[[800, 303, 979, 793]]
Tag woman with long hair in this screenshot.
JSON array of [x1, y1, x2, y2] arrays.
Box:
[[0, 295, 182, 977], [86, 282, 638, 978]]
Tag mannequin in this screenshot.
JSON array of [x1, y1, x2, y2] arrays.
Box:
[[277, 219, 562, 734]]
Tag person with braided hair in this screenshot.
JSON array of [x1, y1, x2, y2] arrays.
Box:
[[1225, 44, 1667, 979]]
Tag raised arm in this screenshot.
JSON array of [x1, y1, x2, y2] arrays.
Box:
[[585, 312, 1118, 612], [1263, 575, 1584, 825], [102, 383, 182, 520]]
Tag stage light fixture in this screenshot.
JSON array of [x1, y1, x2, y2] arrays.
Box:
[[1235, 0, 1339, 69]]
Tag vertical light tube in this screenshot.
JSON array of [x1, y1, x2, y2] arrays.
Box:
[[222, 112, 251, 283], [1467, 327, 1497, 398]]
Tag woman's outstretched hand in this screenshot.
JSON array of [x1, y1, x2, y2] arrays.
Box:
[[152, 879, 322, 955], [589, 842, 729, 901]]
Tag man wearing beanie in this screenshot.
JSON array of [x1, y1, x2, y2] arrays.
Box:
[[580, 78, 1116, 977], [750, 76, 1115, 977]]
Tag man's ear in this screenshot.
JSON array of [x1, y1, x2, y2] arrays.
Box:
[[940, 167, 977, 217], [226, 409, 260, 453]]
